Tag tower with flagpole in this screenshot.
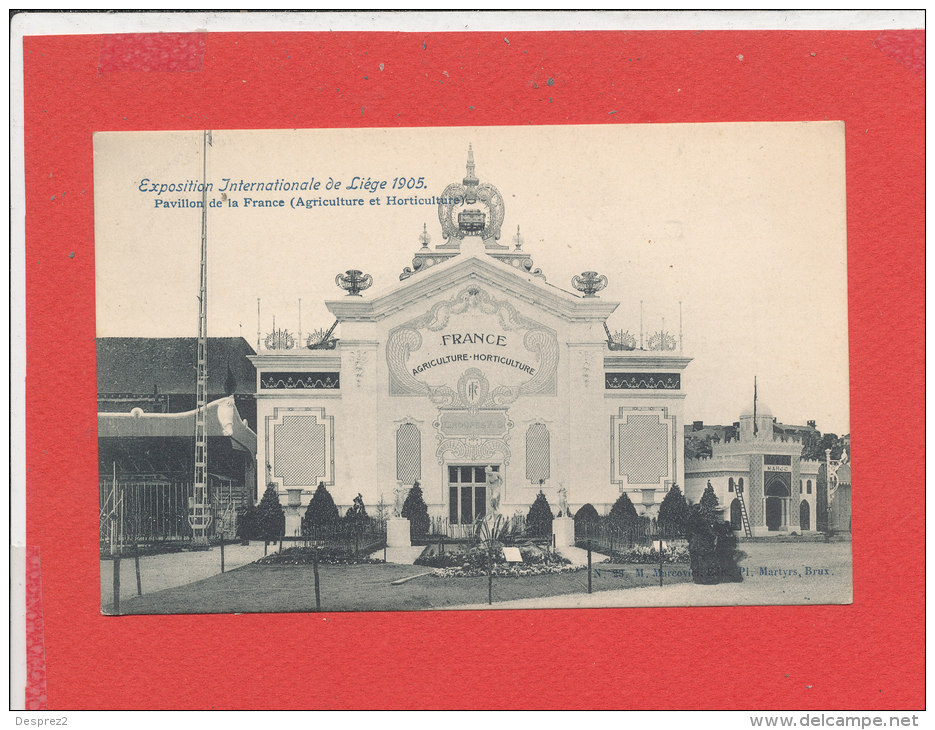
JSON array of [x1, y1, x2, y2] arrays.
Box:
[[189, 129, 213, 546]]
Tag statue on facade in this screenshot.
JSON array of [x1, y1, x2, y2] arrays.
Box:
[[485, 466, 502, 515], [393, 486, 405, 518], [557, 485, 570, 518]]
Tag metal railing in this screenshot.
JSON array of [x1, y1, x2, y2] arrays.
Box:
[[99, 479, 244, 555]]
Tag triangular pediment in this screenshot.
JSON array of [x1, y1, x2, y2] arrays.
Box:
[[327, 252, 618, 323]]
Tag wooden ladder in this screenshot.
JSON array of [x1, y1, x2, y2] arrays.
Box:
[[736, 488, 753, 538]]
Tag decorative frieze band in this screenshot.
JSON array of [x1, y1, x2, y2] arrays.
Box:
[[605, 372, 680, 390], [261, 372, 340, 390]]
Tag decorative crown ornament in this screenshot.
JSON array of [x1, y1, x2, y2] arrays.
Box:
[[264, 328, 295, 351], [437, 145, 506, 248], [647, 330, 678, 351], [571, 271, 608, 297], [306, 327, 338, 350], [335, 269, 373, 296]]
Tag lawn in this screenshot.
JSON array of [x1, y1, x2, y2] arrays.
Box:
[[113, 559, 691, 614]]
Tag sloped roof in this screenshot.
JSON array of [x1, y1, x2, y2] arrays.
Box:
[[97, 337, 256, 395], [327, 250, 619, 323], [98, 396, 256, 454]]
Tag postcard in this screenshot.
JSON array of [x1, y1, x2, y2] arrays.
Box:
[[94, 123, 851, 614]]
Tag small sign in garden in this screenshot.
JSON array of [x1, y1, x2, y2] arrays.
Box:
[[502, 547, 523, 563]]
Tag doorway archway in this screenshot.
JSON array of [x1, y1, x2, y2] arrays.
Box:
[[800, 500, 810, 531], [730, 499, 742, 531], [765, 479, 790, 531]]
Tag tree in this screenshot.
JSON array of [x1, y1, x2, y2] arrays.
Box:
[[255, 484, 285, 541], [303, 482, 339, 534], [801, 430, 847, 461], [684, 434, 713, 460], [374, 493, 389, 525], [698, 481, 720, 517], [401, 482, 430, 539], [657, 484, 689, 537], [574, 503, 600, 539], [686, 504, 719, 585], [526, 490, 554, 538], [608, 492, 639, 526]]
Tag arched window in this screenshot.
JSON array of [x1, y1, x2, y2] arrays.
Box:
[[728, 477, 735, 493], [395, 423, 421, 483], [800, 500, 811, 531], [807, 479, 812, 495], [526, 423, 551, 483], [738, 477, 744, 493]]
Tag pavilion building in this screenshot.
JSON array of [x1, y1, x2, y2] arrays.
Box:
[[685, 404, 822, 536], [250, 148, 692, 536]]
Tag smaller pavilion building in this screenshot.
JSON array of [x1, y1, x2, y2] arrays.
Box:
[[685, 404, 821, 536]]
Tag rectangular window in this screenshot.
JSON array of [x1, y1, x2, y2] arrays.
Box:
[[447, 465, 499, 525], [460, 487, 473, 524], [475, 486, 487, 520]]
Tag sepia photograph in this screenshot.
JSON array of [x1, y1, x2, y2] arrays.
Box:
[[15, 9, 923, 713], [94, 123, 852, 614]]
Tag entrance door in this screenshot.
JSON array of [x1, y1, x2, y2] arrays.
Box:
[[730, 499, 742, 531], [765, 498, 783, 531], [765, 478, 790, 531], [448, 465, 498, 525]]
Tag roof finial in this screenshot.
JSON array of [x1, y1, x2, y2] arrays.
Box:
[[512, 224, 524, 250], [463, 143, 478, 186], [419, 222, 431, 248]]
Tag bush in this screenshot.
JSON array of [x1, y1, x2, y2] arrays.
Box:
[[254, 484, 285, 541], [714, 521, 744, 583], [526, 491, 554, 537], [236, 501, 257, 540], [303, 482, 339, 534], [685, 504, 743, 585], [699, 481, 720, 517], [401, 482, 430, 539], [658, 484, 689, 537], [608, 492, 639, 526], [574, 503, 600, 538]]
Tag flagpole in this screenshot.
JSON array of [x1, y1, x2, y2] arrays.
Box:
[[753, 376, 758, 436]]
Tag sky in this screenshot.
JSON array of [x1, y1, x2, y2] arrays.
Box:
[[94, 123, 850, 434]]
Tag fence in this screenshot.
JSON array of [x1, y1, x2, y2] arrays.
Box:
[[99, 478, 243, 555], [576, 516, 685, 555], [300, 519, 386, 557]]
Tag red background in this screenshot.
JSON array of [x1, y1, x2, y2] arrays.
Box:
[[22, 29, 924, 709]]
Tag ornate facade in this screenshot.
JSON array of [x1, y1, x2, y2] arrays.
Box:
[[250, 150, 691, 535]]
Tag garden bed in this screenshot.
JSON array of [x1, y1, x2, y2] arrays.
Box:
[[255, 546, 385, 566], [596, 543, 690, 565], [416, 543, 578, 578]]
